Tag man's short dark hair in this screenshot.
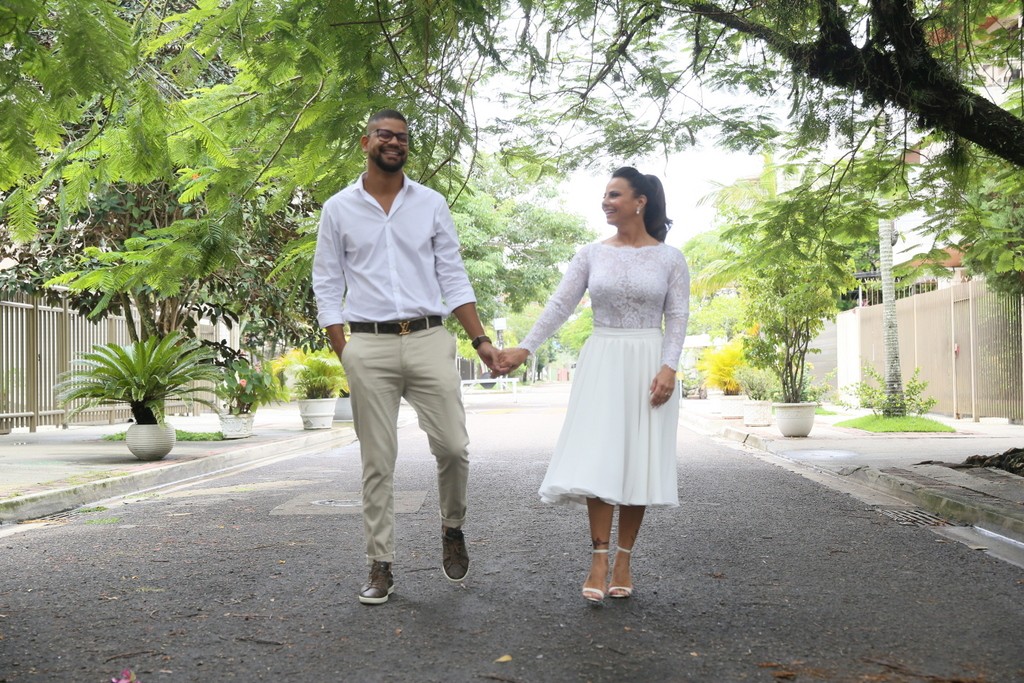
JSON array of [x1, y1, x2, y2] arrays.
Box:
[[368, 109, 407, 131]]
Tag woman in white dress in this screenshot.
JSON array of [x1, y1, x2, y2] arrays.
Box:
[[500, 167, 690, 603]]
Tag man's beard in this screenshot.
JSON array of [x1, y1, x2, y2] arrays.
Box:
[[370, 147, 406, 173]]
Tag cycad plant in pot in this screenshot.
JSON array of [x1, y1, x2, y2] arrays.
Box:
[[55, 332, 221, 459]]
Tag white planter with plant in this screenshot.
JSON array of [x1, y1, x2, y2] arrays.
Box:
[[334, 396, 353, 421], [125, 423, 177, 460], [274, 349, 348, 430], [55, 333, 221, 459], [697, 339, 746, 416], [736, 366, 779, 427], [772, 402, 817, 437], [216, 355, 287, 439]]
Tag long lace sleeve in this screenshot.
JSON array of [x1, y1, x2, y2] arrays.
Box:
[[520, 247, 592, 354], [660, 253, 691, 369]]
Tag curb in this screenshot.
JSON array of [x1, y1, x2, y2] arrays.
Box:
[[0, 428, 356, 524], [694, 414, 1024, 546], [846, 466, 1024, 545]]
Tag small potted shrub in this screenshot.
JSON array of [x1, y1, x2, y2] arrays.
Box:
[[55, 333, 221, 459], [696, 339, 746, 417], [735, 365, 779, 427], [273, 348, 348, 430], [216, 355, 288, 438]]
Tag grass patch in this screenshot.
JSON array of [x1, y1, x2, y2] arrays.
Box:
[[815, 407, 838, 416], [84, 517, 122, 525], [834, 415, 955, 433], [75, 506, 108, 514], [103, 429, 224, 442]]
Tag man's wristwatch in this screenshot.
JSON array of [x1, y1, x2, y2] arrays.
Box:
[[471, 335, 492, 350]]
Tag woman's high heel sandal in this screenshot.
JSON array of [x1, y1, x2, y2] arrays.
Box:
[[582, 548, 609, 603], [608, 547, 634, 599]]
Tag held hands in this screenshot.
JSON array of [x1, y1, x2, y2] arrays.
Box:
[[475, 342, 502, 375], [493, 347, 528, 376], [474, 343, 526, 377], [650, 366, 677, 408]]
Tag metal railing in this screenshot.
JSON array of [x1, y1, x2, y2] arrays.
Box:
[[0, 294, 229, 433], [846, 279, 1023, 422]]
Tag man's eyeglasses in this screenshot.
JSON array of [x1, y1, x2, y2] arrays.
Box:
[[370, 128, 410, 145]]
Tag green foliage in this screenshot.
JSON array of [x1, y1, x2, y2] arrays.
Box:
[[495, 0, 1024, 172], [688, 293, 746, 340], [54, 332, 222, 424], [697, 339, 746, 395], [727, 184, 857, 404], [272, 347, 348, 400], [558, 307, 594, 355], [104, 429, 224, 442], [296, 357, 347, 400], [734, 365, 780, 401], [841, 366, 937, 417], [833, 415, 954, 433]]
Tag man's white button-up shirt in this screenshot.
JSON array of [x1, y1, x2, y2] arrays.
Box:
[[312, 173, 477, 329]]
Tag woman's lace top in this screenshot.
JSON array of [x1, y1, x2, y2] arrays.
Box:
[[520, 242, 691, 369]]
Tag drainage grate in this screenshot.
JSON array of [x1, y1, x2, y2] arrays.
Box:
[[18, 510, 76, 525], [310, 498, 362, 508], [878, 508, 958, 527]]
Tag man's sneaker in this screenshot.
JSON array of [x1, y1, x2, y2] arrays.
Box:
[[358, 561, 394, 605], [442, 527, 470, 582]]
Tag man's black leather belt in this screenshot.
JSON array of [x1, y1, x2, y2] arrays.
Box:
[[349, 316, 443, 335]]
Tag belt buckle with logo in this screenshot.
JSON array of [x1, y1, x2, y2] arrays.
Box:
[[398, 320, 412, 335]]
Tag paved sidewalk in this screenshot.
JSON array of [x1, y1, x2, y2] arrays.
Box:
[[0, 405, 357, 524], [681, 397, 1024, 544], [2, 389, 1023, 547]]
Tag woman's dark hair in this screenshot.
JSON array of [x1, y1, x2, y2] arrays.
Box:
[[611, 166, 673, 242]]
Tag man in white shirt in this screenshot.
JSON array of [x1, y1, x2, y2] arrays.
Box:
[[312, 108, 500, 605]]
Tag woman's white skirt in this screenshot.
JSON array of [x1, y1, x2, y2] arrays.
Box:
[[538, 327, 680, 508]]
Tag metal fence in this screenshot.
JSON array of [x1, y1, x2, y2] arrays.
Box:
[[849, 280, 1024, 423], [0, 294, 229, 433]]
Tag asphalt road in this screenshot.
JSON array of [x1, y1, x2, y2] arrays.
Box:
[[2, 385, 1023, 683]]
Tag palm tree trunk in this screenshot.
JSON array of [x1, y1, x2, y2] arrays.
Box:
[[879, 218, 905, 417]]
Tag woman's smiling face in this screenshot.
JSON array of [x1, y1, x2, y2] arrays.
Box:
[[601, 177, 643, 227]]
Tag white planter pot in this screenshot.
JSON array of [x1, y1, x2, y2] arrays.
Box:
[[125, 423, 176, 460], [298, 398, 336, 430], [219, 413, 255, 439], [334, 396, 353, 422], [716, 394, 746, 418], [772, 402, 817, 437], [742, 400, 773, 427]]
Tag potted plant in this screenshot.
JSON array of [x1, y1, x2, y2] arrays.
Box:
[[216, 356, 287, 438], [735, 365, 778, 427], [696, 338, 746, 417], [54, 332, 221, 459], [273, 348, 348, 430], [743, 271, 845, 437]]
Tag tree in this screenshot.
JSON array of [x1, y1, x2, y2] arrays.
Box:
[[878, 217, 906, 416], [500, 0, 1024, 168], [2, 1, 590, 348]]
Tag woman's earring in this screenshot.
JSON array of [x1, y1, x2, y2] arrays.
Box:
[[635, 206, 642, 214]]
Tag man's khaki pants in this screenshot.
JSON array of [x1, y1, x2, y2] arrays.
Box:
[[341, 326, 469, 564]]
